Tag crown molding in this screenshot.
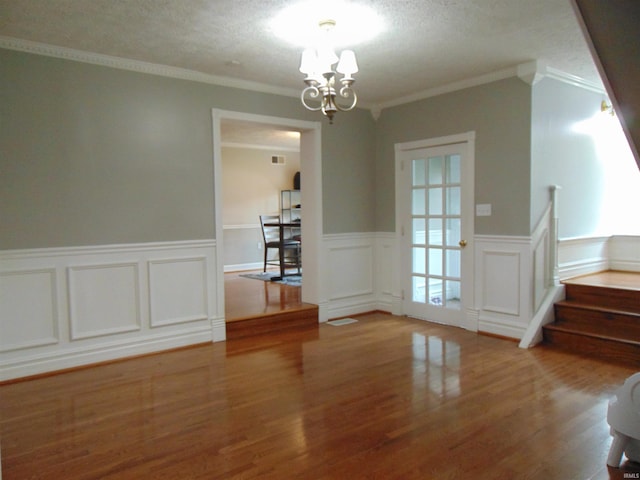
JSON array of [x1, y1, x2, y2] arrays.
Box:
[[373, 62, 605, 114], [2, 36, 605, 118], [544, 66, 605, 94], [0, 35, 301, 99], [375, 66, 518, 111], [221, 141, 300, 152]]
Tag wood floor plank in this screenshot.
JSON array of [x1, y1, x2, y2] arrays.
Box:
[[1, 312, 639, 479]]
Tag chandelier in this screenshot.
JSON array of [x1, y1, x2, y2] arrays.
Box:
[[298, 19, 358, 124]]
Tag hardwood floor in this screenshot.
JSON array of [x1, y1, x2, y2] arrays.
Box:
[[563, 270, 640, 291], [224, 269, 304, 321], [2, 312, 639, 479]]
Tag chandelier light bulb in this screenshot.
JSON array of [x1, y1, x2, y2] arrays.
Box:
[[299, 48, 317, 75], [336, 50, 358, 78]]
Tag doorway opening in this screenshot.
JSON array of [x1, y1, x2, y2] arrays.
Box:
[[211, 110, 323, 333]]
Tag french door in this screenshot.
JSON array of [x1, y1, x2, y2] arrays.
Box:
[[398, 138, 474, 328]]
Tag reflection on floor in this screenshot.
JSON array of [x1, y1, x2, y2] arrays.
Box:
[[224, 269, 317, 339], [224, 269, 303, 321], [1, 312, 636, 479]]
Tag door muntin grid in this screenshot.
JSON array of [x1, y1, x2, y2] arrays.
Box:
[[411, 154, 462, 309]]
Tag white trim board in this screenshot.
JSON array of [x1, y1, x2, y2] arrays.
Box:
[[0, 240, 221, 381]]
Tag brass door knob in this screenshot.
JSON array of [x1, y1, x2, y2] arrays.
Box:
[[459, 240, 467, 248]]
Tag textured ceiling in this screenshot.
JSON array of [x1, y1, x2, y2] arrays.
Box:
[[0, 0, 601, 148]]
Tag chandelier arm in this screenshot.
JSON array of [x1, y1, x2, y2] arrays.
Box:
[[301, 85, 324, 111], [334, 86, 358, 112]]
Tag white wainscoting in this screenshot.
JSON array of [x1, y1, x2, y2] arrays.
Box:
[[557, 235, 640, 279], [323, 233, 394, 319], [474, 235, 534, 339], [609, 235, 640, 272], [557, 236, 609, 279], [0, 240, 221, 381]]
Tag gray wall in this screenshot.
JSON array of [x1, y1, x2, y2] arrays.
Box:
[[531, 77, 606, 237], [531, 77, 640, 238], [0, 48, 376, 249], [375, 77, 532, 236]]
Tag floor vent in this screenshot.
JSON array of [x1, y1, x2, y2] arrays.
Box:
[[327, 318, 358, 326]]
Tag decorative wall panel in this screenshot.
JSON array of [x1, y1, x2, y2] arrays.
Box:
[[0, 268, 58, 352], [149, 257, 208, 327], [0, 241, 218, 381], [68, 263, 141, 339]]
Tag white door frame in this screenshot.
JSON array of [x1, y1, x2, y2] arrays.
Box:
[[394, 131, 477, 330], [211, 110, 326, 331]]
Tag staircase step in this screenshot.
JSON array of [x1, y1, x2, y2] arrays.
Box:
[[553, 301, 640, 340], [563, 274, 640, 313], [543, 271, 640, 365], [543, 324, 640, 366], [226, 304, 319, 340]]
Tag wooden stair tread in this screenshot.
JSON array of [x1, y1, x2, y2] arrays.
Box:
[[544, 271, 640, 365], [543, 322, 640, 346], [554, 299, 640, 316], [562, 270, 640, 291]]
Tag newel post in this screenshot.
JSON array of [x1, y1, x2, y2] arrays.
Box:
[[550, 185, 561, 286]]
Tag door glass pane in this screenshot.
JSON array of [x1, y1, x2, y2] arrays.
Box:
[[428, 188, 442, 215], [429, 279, 443, 305], [428, 218, 442, 246], [412, 188, 425, 215], [445, 280, 461, 310], [445, 186, 460, 215], [413, 159, 426, 186], [413, 247, 426, 274], [445, 218, 461, 246], [446, 249, 460, 277], [428, 248, 442, 276], [446, 155, 461, 183], [413, 218, 426, 244], [428, 156, 443, 185], [407, 146, 464, 317], [413, 276, 426, 303]]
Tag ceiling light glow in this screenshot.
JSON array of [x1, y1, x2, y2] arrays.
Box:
[[269, 1, 384, 48]]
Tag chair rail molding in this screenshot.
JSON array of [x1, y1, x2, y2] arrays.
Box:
[[0, 240, 220, 381]]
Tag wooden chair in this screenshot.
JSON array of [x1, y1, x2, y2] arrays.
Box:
[[259, 215, 301, 273]]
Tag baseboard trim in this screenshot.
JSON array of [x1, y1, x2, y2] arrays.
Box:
[[0, 325, 213, 382]]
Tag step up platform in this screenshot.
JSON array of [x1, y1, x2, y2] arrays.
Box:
[[226, 303, 319, 340], [543, 271, 640, 365]]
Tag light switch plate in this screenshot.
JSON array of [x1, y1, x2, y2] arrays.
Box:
[[476, 204, 492, 216]]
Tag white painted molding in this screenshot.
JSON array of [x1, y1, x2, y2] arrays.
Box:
[[67, 262, 142, 340], [0, 240, 219, 381], [224, 262, 263, 273], [0, 268, 59, 352], [558, 236, 610, 279], [609, 235, 640, 272], [0, 35, 299, 99], [517, 60, 546, 86], [2, 36, 606, 124], [474, 234, 533, 340], [223, 224, 261, 230], [519, 285, 565, 348], [148, 257, 209, 327], [379, 67, 518, 110], [221, 142, 300, 153], [324, 233, 376, 319], [0, 239, 216, 259]]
